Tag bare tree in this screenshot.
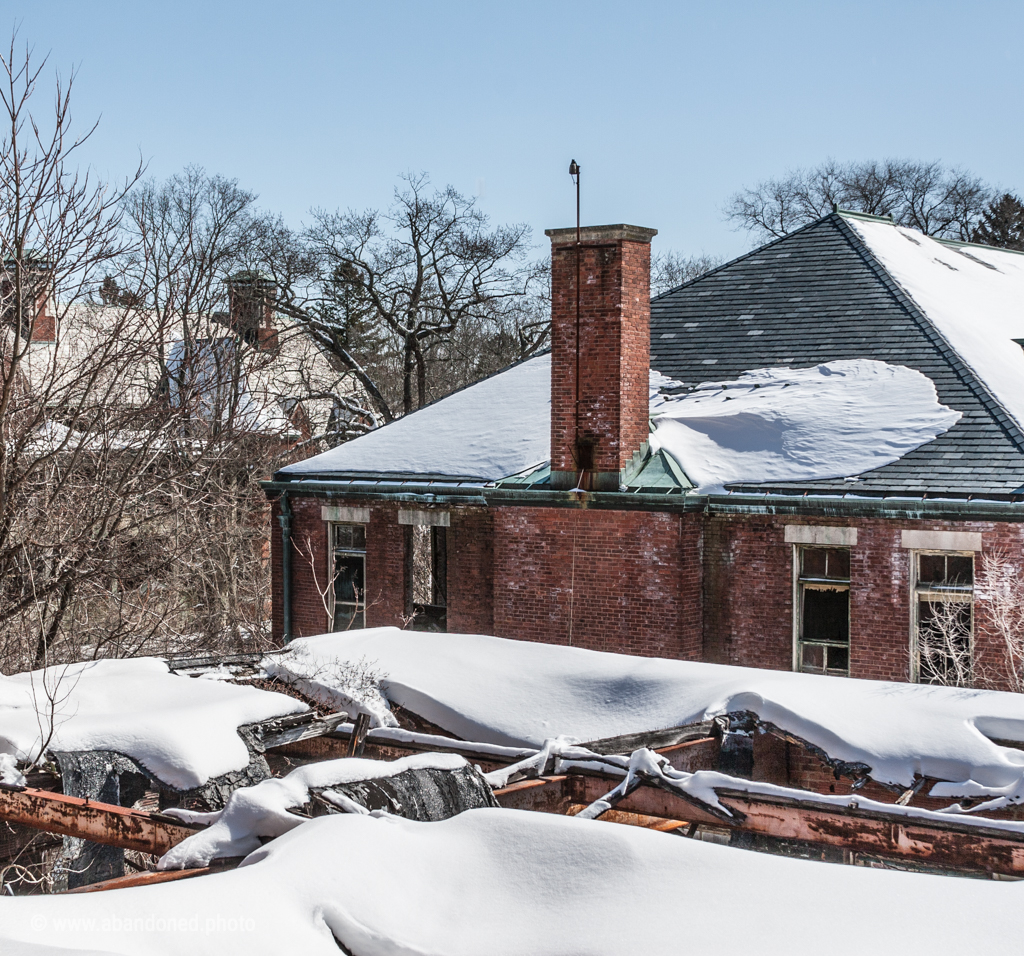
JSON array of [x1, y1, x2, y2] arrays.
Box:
[[978, 550, 1024, 692], [726, 159, 993, 242], [290, 174, 541, 418], [917, 597, 974, 687], [651, 251, 722, 297]]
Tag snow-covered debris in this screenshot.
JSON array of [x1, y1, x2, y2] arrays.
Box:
[[261, 646, 396, 728], [0, 752, 26, 787], [159, 753, 468, 869], [649, 359, 959, 492], [0, 658, 306, 790], [849, 218, 1024, 431], [280, 352, 552, 481], [277, 628, 1024, 802], [4, 809, 1024, 955]]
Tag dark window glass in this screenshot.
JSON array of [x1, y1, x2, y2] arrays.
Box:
[[917, 553, 973, 587], [801, 644, 825, 671], [333, 554, 365, 631], [828, 548, 850, 579], [335, 524, 366, 551], [802, 548, 827, 578], [802, 587, 850, 645], [946, 555, 973, 586], [801, 548, 849, 581]]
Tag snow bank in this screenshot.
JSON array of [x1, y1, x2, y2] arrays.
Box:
[[280, 353, 551, 481], [4, 809, 1024, 955], [850, 218, 1024, 431], [649, 360, 959, 492], [0, 659, 306, 789], [273, 628, 1024, 801], [159, 752, 467, 868]]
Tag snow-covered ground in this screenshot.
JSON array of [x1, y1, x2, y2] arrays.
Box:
[[270, 628, 1024, 804], [0, 658, 305, 789], [648, 360, 959, 493], [850, 218, 1024, 432], [2, 807, 1023, 956]]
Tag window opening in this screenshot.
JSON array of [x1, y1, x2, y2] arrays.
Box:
[[796, 547, 850, 676], [409, 525, 447, 632], [332, 523, 366, 631], [914, 552, 973, 686]]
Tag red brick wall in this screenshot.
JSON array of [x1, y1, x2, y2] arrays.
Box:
[[549, 237, 652, 475], [271, 492, 1024, 693], [491, 507, 703, 659], [269, 496, 495, 642], [702, 513, 1024, 689]]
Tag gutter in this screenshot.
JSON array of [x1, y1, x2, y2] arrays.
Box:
[[278, 491, 293, 643], [263, 478, 1024, 522]]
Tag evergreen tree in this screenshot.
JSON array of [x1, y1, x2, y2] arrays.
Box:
[[972, 193, 1024, 250]]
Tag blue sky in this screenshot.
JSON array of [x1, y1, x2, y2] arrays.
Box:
[[6, 1, 1022, 262]]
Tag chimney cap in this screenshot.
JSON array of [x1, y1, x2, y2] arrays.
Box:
[[545, 224, 657, 245]]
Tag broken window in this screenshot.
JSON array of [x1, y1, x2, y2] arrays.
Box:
[[332, 523, 366, 631], [796, 547, 850, 676], [913, 552, 973, 686], [409, 524, 447, 632]]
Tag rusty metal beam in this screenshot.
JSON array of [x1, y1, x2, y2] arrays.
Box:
[[497, 774, 1024, 876], [0, 785, 202, 856]]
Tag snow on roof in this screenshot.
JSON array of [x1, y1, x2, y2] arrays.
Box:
[[273, 628, 1024, 801], [0, 658, 306, 789], [4, 809, 1024, 955], [849, 218, 1024, 433], [280, 353, 552, 481], [284, 351, 955, 489], [649, 359, 959, 493]]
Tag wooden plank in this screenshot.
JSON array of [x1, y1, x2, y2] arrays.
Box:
[[581, 721, 717, 756], [260, 712, 348, 749], [65, 867, 213, 893], [0, 785, 202, 856]]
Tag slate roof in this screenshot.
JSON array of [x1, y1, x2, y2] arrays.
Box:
[[650, 212, 1024, 498]]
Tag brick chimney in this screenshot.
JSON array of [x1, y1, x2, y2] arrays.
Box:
[[227, 271, 279, 350], [2, 254, 55, 342], [545, 223, 656, 491]]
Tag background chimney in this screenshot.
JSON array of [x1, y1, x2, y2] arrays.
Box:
[[227, 271, 279, 350], [2, 253, 55, 342], [545, 223, 656, 491]]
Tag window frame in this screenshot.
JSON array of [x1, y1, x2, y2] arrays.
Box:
[[328, 521, 367, 632], [792, 544, 852, 677], [910, 550, 974, 684]]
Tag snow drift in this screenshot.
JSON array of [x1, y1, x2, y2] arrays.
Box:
[[0, 658, 305, 789], [272, 628, 1024, 803], [649, 359, 960, 492], [4, 809, 1024, 955]]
